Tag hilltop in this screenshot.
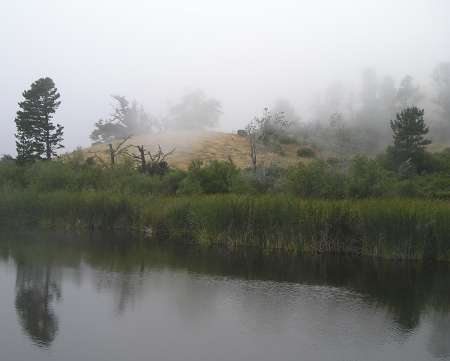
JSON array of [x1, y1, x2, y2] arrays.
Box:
[[86, 131, 308, 169]]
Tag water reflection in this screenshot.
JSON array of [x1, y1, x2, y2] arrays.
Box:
[[428, 313, 450, 358], [0, 230, 449, 360], [15, 261, 61, 347]]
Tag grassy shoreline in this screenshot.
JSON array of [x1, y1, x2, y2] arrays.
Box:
[[2, 191, 450, 261]]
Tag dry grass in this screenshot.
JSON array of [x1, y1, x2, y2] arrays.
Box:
[[85, 131, 308, 169]]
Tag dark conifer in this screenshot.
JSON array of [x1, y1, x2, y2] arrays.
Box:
[[390, 107, 431, 170], [15, 77, 63, 161]]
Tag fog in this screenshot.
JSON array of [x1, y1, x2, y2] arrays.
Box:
[[1, 0, 449, 155]]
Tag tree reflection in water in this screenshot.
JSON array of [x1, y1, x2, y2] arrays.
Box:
[[15, 261, 61, 347], [2, 230, 450, 352]]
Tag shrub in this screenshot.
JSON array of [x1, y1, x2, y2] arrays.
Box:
[[347, 156, 391, 198], [297, 147, 315, 158], [285, 160, 346, 198], [238, 165, 286, 194], [180, 160, 240, 194], [278, 134, 298, 145]]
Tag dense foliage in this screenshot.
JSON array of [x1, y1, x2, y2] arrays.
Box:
[[388, 107, 431, 173], [14, 77, 64, 162], [1, 146, 450, 198]]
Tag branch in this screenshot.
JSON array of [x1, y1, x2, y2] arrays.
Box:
[[114, 135, 132, 152]]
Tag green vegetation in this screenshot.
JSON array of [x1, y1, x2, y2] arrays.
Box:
[[3, 104, 450, 261], [296, 146, 316, 158], [2, 143, 450, 198], [2, 188, 450, 261], [14, 77, 64, 162], [388, 106, 431, 173], [1, 153, 450, 260], [4, 76, 450, 261]]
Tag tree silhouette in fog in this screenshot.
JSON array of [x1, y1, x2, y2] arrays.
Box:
[[91, 95, 157, 143], [165, 90, 222, 130]]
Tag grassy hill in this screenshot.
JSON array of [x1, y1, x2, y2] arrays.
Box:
[[86, 131, 308, 170]]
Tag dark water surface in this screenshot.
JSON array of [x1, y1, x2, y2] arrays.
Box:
[[0, 230, 449, 361]]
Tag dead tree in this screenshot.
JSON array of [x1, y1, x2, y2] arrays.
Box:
[[245, 119, 258, 170], [125, 144, 175, 175], [125, 145, 147, 173], [245, 108, 287, 171], [88, 136, 132, 167], [108, 136, 132, 166]]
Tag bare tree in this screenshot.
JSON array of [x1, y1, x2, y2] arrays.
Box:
[[125, 144, 175, 175], [245, 119, 258, 170], [88, 136, 132, 167], [107, 136, 132, 166], [245, 108, 287, 170]]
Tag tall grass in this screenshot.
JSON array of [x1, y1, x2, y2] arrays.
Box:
[[2, 190, 450, 261]]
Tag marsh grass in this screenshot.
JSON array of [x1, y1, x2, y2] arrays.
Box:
[[2, 191, 450, 260]]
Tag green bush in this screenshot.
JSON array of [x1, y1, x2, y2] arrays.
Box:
[[237, 165, 286, 194], [285, 160, 346, 198], [1, 149, 450, 200], [179, 160, 240, 194], [297, 147, 316, 158], [347, 156, 392, 198]]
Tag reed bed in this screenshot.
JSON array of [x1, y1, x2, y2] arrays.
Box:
[[2, 191, 450, 260]]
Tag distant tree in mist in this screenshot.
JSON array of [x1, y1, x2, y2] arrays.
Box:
[[358, 70, 423, 135], [324, 82, 345, 115], [164, 90, 222, 130], [15, 77, 64, 162], [245, 108, 287, 170], [388, 106, 431, 173], [272, 98, 301, 125], [396, 75, 423, 108], [379, 76, 397, 118], [360, 68, 379, 120], [312, 82, 346, 123], [90, 96, 157, 143], [432, 62, 450, 123]]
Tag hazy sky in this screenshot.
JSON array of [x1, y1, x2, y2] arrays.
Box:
[[1, 0, 449, 155]]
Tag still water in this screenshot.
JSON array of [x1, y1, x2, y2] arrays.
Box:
[[0, 230, 449, 361]]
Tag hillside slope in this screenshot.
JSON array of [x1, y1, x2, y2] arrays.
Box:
[[86, 131, 305, 170]]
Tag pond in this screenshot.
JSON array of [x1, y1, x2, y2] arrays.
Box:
[[0, 230, 449, 361]]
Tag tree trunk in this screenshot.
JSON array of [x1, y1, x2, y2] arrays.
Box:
[[250, 137, 257, 171], [138, 145, 146, 173], [45, 119, 51, 160], [108, 144, 115, 166]]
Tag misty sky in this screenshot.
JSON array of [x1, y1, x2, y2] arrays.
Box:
[[1, 0, 449, 155]]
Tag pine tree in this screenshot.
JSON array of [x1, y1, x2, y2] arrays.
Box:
[[389, 107, 431, 171], [15, 77, 63, 161]]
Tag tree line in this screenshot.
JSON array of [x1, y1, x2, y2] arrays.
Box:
[[9, 61, 450, 178]]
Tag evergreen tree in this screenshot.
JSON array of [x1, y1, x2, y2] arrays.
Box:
[[389, 107, 431, 171], [15, 78, 63, 161]]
